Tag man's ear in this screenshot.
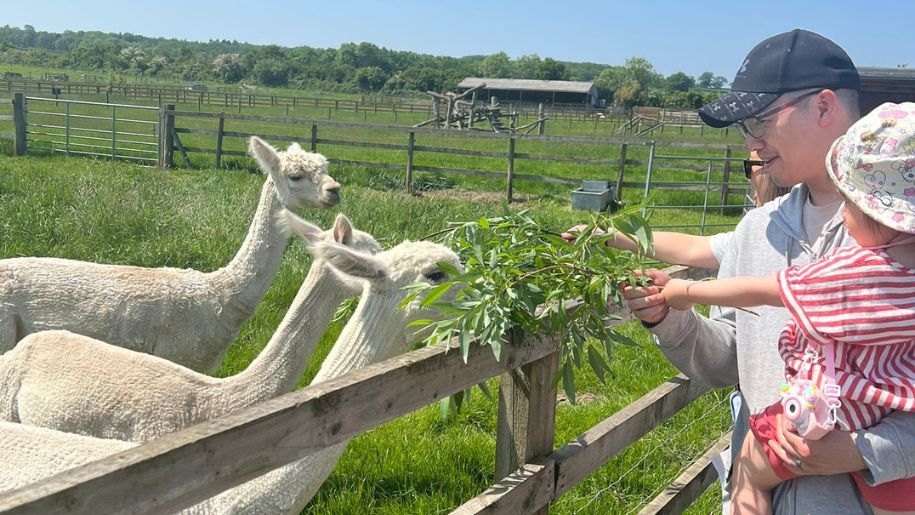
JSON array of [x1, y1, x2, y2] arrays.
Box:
[[815, 89, 840, 127]]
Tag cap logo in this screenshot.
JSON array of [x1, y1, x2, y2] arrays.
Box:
[[739, 59, 749, 73]]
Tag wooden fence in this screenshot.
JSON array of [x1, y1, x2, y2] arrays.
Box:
[[2, 78, 621, 120], [13, 95, 753, 233], [0, 266, 732, 514]]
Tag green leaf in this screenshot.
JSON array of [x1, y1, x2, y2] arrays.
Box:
[[587, 345, 607, 383], [477, 380, 493, 401], [420, 282, 452, 308], [459, 330, 472, 363], [439, 397, 452, 421], [608, 330, 639, 347], [490, 334, 502, 362], [561, 361, 577, 405]]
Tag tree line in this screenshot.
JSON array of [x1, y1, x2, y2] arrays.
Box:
[[0, 24, 729, 109]]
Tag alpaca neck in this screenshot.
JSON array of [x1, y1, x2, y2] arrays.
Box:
[[214, 262, 347, 407], [312, 289, 405, 384], [189, 290, 408, 514], [208, 180, 290, 324]]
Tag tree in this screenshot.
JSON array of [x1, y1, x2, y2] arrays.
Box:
[[697, 71, 714, 88], [119, 46, 147, 74], [622, 57, 661, 90], [148, 55, 169, 77], [212, 53, 246, 83], [664, 71, 695, 92], [479, 52, 512, 78], [614, 80, 643, 108], [538, 58, 569, 80], [709, 75, 728, 89], [254, 58, 289, 87], [514, 54, 542, 79], [593, 66, 626, 104], [354, 66, 388, 92]]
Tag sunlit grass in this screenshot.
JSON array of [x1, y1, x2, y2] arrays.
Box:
[[0, 154, 731, 513]]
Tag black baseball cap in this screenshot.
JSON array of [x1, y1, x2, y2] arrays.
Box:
[[699, 29, 860, 128]]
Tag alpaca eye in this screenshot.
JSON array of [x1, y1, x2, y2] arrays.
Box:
[[289, 175, 303, 182], [425, 271, 446, 284]]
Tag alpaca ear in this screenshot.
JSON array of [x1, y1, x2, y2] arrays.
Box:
[[287, 142, 303, 153], [333, 213, 354, 245], [248, 136, 280, 176], [309, 241, 387, 279], [281, 209, 322, 242]]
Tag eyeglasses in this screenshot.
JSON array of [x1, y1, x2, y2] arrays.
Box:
[[743, 159, 765, 179], [735, 90, 821, 139]]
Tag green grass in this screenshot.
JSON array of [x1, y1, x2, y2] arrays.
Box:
[[0, 153, 732, 514]]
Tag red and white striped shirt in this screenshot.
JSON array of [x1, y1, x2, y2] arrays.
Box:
[[776, 246, 915, 431]]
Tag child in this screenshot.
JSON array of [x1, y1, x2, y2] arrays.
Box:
[[662, 102, 915, 514]]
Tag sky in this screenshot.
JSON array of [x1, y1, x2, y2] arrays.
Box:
[[5, 0, 915, 80]]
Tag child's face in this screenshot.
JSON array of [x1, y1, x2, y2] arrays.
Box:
[[841, 201, 895, 247]]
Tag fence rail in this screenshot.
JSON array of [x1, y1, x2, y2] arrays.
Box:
[[2, 78, 620, 119], [12, 95, 754, 232], [0, 265, 728, 515]]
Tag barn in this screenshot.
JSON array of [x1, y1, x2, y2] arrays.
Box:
[[858, 67, 915, 113], [456, 78, 600, 107]]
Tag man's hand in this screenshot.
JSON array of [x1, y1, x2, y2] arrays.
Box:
[[660, 278, 696, 311], [621, 269, 671, 325], [767, 412, 866, 476], [561, 224, 606, 242]]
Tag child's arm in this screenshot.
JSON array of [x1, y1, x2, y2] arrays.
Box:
[[563, 226, 722, 269], [662, 275, 783, 311]]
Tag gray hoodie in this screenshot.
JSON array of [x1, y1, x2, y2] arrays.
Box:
[[648, 184, 915, 514]]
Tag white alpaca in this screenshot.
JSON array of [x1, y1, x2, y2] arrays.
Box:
[[0, 136, 340, 372], [186, 237, 463, 514], [0, 211, 381, 442], [0, 421, 136, 495], [0, 233, 461, 514]]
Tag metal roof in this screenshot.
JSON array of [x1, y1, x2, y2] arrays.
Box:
[[457, 78, 595, 94], [859, 67, 915, 80]]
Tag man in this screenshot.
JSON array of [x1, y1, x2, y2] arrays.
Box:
[[624, 29, 915, 513]]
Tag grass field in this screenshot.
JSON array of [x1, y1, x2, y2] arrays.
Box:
[[0, 148, 733, 513]]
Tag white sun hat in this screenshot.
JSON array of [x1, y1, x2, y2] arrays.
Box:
[[826, 102, 915, 234]]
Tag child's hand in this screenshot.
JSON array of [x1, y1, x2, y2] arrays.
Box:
[[661, 278, 695, 311]]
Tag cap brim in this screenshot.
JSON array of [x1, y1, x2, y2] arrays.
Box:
[[699, 91, 779, 128]]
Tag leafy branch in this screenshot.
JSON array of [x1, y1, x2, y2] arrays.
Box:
[[405, 203, 655, 411]]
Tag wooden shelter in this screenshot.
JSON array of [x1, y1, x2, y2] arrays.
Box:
[[456, 78, 599, 107], [858, 67, 915, 113]]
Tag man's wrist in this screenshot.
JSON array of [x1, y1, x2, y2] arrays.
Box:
[[640, 306, 670, 328]]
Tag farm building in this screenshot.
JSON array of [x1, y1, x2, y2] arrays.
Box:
[[858, 67, 915, 113], [456, 78, 600, 107]]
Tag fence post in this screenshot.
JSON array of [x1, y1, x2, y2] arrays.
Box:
[[641, 141, 656, 217], [615, 143, 627, 204], [215, 113, 225, 169], [12, 92, 27, 156], [405, 131, 415, 195], [538, 103, 545, 136], [495, 329, 559, 514], [159, 104, 175, 168], [310, 122, 318, 152], [720, 148, 732, 215], [111, 105, 117, 158], [506, 136, 516, 202]]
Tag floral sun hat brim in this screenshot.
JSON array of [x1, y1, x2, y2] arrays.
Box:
[[826, 102, 915, 234]]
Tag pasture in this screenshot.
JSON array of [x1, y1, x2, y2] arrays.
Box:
[[0, 148, 733, 513]]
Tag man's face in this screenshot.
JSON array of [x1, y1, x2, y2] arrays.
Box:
[[742, 91, 821, 189]]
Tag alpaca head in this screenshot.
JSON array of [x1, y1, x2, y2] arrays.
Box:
[[281, 210, 381, 295], [282, 211, 381, 256], [248, 136, 342, 209], [309, 238, 463, 361]]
